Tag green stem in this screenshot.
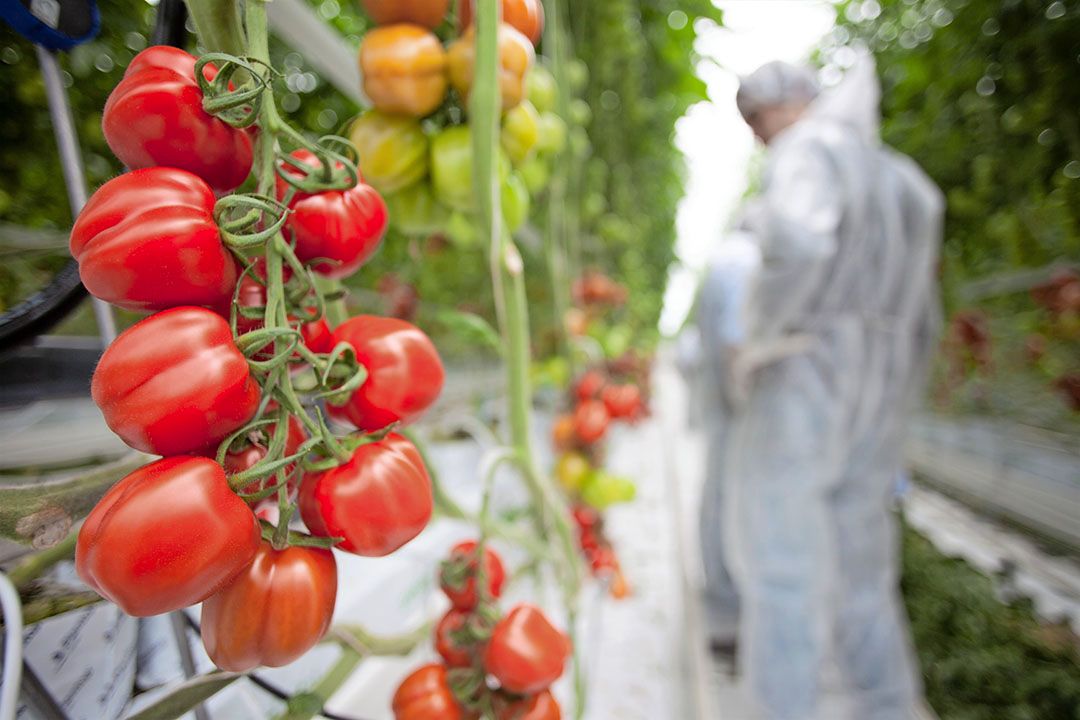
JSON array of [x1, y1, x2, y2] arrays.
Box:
[[22, 591, 102, 626], [182, 0, 246, 55], [8, 530, 77, 588]]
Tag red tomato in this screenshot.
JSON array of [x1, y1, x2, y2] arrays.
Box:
[[361, 0, 449, 28], [600, 383, 642, 420], [223, 414, 308, 496], [435, 608, 474, 668], [392, 664, 472, 720], [299, 433, 433, 556], [572, 400, 609, 445], [440, 540, 506, 610], [460, 0, 545, 45], [300, 317, 335, 354], [326, 315, 445, 432], [574, 371, 606, 403], [495, 690, 561, 720], [92, 307, 260, 456], [102, 46, 253, 194], [571, 505, 599, 531], [277, 150, 388, 279], [75, 457, 260, 617], [70, 168, 239, 313], [232, 275, 335, 359], [483, 604, 571, 695], [200, 541, 337, 672]]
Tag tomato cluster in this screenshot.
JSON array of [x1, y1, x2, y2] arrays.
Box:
[[393, 541, 570, 718]]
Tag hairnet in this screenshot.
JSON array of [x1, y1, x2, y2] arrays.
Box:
[[736, 61, 820, 119]]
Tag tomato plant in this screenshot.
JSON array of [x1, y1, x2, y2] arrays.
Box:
[[327, 315, 445, 432], [571, 399, 609, 445], [102, 46, 253, 194], [360, 0, 449, 29], [459, 0, 545, 45], [495, 690, 561, 720], [201, 541, 337, 671], [91, 306, 260, 456], [601, 383, 641, 420], [447, 24, 535, 111], [277, 149, 389, 279], [434, 608, 474, 668], [75, 457, 260, 617], [483, 604, 571, 695], [348, 110, 430, 194], [393, 664, 474, 720], [574, 371, 606, 402], [69, 167, 239, 313], [223, 414, 307, 496], [360, 24, 448, 117], [299, 433, 433, 556], [440, 540, 506, 610]]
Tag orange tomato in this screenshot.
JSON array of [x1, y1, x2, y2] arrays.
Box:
[[359, 24, 448, 116], [447, 23, 534, 111], [361, 0, 450, 29], [459, 0, 545, 45]]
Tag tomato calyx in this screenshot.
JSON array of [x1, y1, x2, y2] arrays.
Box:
[[213, 193, 292, 251], [193, 52, 273, 128], [257, 518, 342, 550]]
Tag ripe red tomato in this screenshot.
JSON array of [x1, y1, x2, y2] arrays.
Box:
[[91, 307, 260, 456], [102, 46, 253, 194], [223, 414, 308, 496], [299, 433, 433, 556], [200, 541, 337, 672], [232, 275, 335, 360], [574, 371, 606, 402], [75, 457, 260, 617], [326, 315, 445, 432], [70, 168, 239, 313], [483, 604, 571, 695], [435, 608, 474, 668], [440, 540, 506, 610], [300, 317, 335, 354], [361, 0, 449, 28], [392, 664, 472, 720], [277, 150, 389, 279], [572, 400, 609, 445], [600, 383, 642, 420], [459, 0, 545, 45], [495, 690, 561, 720]]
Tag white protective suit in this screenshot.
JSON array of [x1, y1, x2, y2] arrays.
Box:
[[723, 55, 943, 720]]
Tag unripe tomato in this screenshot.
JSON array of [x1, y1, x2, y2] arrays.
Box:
[[361, 0, 449, 28], [459, 0, 545, 45], [348, 110, 430, 194], [92, 307, 260, 456], [70, 168, 239, 313], [223, 414, 308, 496], [495, 690, 561, 720], [555, 452, 591, 493], [299, 433, 433, 556], [76, 457, 260, 617], [102, 46, 253, 194], [447, 24, 534, 111], [526, 65, 557, 113], [326, 315, 444, 431], [360, 25, 448, 117], [569, 98, 592, 127], [574, 370, 606, 402], [385, 182, 451, 237], [440, 540, 506, 610], [277, 150, 389, 279], [430, 125, 511, 212], [572, 400, 609, 445], [601, 383, 642, 420], [501, 100, 540, 165], [551, 414, 575, 451], [581, 471, 636, 510], [502, 172, 531, 233], [519, 155, 551, 194], [434, 608, 474, 668], [201, 541, 336, 671], [483, 604, 571, 695], [393, 664, 472, 720], [535, 112, 568, 155]]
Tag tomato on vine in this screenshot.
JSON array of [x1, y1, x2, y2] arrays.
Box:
[[574, 370, 606, 402], [572, 399, 609, 445], [448, 23, 535, 111], [435, 608, 475, 668], [393, 664, 475, 720], [440, 540, 506, 610], [76, 457, 260, 617], [222, 414, 307, 496], [494, 690, 562, 720], [459, 0, 545, 46], [601, 383, 642, 420], [360, 24, 448, 117], [483, 604, 571, 695], [348, 110, 431, 194]]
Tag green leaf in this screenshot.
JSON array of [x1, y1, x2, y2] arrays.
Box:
[[435, 308, 504, 354], [125, 672, 242, 720]]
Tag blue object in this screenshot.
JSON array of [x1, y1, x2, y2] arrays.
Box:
[[0, 0, 100, 50]]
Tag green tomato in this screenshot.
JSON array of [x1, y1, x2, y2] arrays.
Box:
[[501, 171, 530, 233], [348, 110, 429, 194], [536, 112, 568, 155], [384, 182, 449, 237], [567, 58, 588, 94], [555, 452, 592, 493], [430, 125, 510, 212], [519, 155, 551, 194], [446, 210, 480, 249], [581, 471, 636, 510], [501, 100, 540, 166], [569, 98, 592, 127], [526, 65, 558, 113]]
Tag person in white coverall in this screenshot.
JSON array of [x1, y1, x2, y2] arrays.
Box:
[[721, 57, 943, 720]]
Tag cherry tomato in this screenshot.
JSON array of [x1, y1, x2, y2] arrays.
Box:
[[571, 505, 599, 530], [447, 24, 534, 111], [440, 540, 506, 610], [572, 400, 609, 445], [435, 608, 474, 668], [501, 100, 540, 165], [70, 168, 239, 313], [551, 414, 575, 451], [525, 65, 557, 113], [392, 664, 471, 720], [483, 604, 571, 695], [348, 110, 430, 194], [102, 46, 252, 194], [91, 307, 260, 456], [201, 541, 337, 672], [326, 315, 445, 432], [495, 690, 561, 720], [360, 25, 448, 117], [554, 452, 591, 493], [223, 414, 308, 496], [75, 457, 259, 617], [301, 317, 335, 354], [360, 0, 449, 28], [299, 433, 433, 556], [277, 150, 388, 279], [601, 383, 642, 420], [581, 471, 636, 510], [459, 0, 545, 45], [574, 371, 606, 402]]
